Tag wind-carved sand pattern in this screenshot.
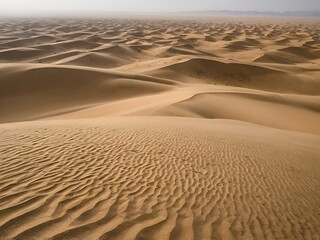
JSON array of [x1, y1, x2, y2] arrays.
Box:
[[0, 18, 320, 240]]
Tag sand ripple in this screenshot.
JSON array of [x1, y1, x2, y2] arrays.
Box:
[[0, 118, 319, 240]]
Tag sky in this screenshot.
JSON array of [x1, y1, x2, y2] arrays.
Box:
[[0, 0, 320, 15]]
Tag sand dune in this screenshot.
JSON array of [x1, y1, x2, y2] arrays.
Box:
[[53, 52, 128, 68], [0, 17, 320, 240], [148, 57, 320, 94], [155, 92, 320, 134], [0, 64, 174, 123], [0, 48, 51, 62], [0, 117, 319, 240]]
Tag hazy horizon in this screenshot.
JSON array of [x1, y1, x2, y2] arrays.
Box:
[[1, 0, 320, 16]]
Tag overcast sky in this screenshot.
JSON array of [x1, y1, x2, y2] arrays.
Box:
[[1, 0, 319, 15]]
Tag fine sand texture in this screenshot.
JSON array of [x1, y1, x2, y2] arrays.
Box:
[[0, 17, 320, 240]]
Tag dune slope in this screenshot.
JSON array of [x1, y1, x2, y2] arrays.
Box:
[[0, 117, 320, 240]]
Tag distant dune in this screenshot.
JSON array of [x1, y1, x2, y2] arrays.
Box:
[[182, 10, 320, 17], [0, 17, 319, 240]]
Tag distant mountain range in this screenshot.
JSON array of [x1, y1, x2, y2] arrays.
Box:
[[182, 10, 320, 17]]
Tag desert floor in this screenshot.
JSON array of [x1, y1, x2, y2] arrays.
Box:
[[0, 17, 320, 240]]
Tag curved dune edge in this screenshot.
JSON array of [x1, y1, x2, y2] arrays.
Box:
[[1, 63, 320, 135], [0, 117, 319, 240]]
